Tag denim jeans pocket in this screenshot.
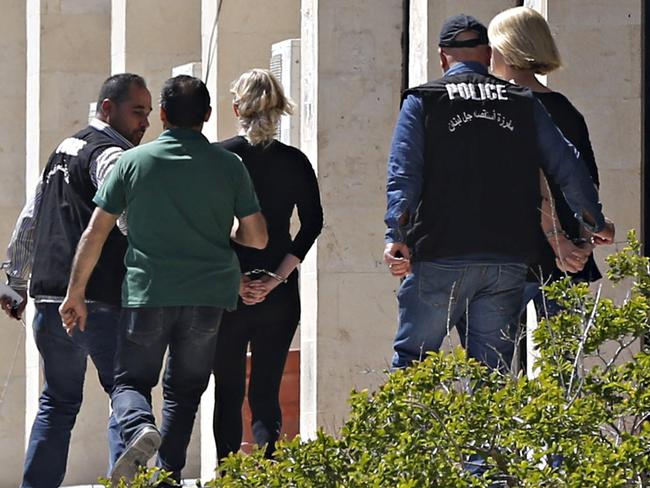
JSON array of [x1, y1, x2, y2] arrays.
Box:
[[125, 308, 164, 346], [497, 264, 528, 292], [187, 306, 223, 342], [417, 262, 465, 308]]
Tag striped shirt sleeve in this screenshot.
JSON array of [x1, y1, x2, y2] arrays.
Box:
[[5, 143, 128, 287], [3, 179, 44, 289], [90, 146, 125, 188], [90, 146, 128, 235]]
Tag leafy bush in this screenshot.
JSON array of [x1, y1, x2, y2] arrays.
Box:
[[108, 232, 650, 487], [100, 467, 176, 487]]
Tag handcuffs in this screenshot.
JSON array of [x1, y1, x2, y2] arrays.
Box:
[[244, 269, 288, 284]]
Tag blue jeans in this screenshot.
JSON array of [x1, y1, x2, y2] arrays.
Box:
[[22, 302, 123, 488], [392, 261, 527, 371], [522, 281, 565, 318], [111, 306, 223, 482]]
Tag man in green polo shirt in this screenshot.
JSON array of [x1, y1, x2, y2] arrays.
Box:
[[59, 75, 267, 485]]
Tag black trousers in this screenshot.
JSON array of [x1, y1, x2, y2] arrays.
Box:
[[213, 277, 300, 460]]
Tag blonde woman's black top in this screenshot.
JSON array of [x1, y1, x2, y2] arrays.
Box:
[[218, 136, 323, 279], [534, 91, 601, 282]]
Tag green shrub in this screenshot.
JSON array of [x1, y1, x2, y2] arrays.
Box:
[[108, 232, 650, 487], [100, 466, 176, 487]]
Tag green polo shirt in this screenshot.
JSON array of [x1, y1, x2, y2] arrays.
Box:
[[93, 128, 260, 309]]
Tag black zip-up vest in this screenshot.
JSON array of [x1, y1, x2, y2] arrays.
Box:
[[404, 71, 544, 263], [30, 126, 129, 305]]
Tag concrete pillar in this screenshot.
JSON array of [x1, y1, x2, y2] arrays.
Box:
[[299, 0, 403, 437], [0, 3, 26, 484], [198, 9, 217, 474], [524, 0, 548, 17], [111, 0, 202, 143], [198, 1, 300, 478], [200, 0, 301, 142], [543, 1, 642, 303], [25, 0, 112, 485], [200, 0, 218, 141], [409, 0, 518, 86], [523, 1, 549, 87]]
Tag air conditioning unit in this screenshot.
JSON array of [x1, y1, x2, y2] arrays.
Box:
[[88, 102, 97, 123], [172, 62, 202, 78], [270, 39, 300, 146]]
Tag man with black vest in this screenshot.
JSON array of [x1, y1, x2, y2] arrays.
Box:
[[1, 73, 151, 487], [384, 15, 615, 371]]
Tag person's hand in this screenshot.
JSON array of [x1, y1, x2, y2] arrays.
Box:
[[239, 275, 262, 305], [0, 288, 27, 320], [591, 219, 615, 245], [549, 235, 593, 274], [243, 275, 283, 305], [239, 274, 283, 306], [384, 242, 411, 278], [59, 293, 87, 336]]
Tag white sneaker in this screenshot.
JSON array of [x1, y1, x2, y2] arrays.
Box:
[[110, 425, 161, 484]]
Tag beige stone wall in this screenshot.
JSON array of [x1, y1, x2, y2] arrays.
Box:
[[200, 0, 218, 142], [300, 0, 403, 436], [198, 6, 218, 477], [34, 0, 111, 168], [207, 0, 301, 141], [0, 2, 26, 484], [24, 2, 114, 486], [112, 0, 202, 143], [409, 0, 518, 86]]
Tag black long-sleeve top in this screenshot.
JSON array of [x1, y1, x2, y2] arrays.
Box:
[[534, 91, 601, 282], [218, 136, 323, 277]]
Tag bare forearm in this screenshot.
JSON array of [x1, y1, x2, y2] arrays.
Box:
[[539, 172, 561, 234], [231, 221, 247, 246], [233, 227, 266, 249], [233, 213, 268, 249], [539, 172, 566, 255], [274, 254, 301, 280], [538, 173, 592, 272], [231, 227, 248, 246], [67, 229, 106, 295]]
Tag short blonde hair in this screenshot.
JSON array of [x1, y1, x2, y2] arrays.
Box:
[[488, 7, 562, 75], [231, 69, 295, 145]]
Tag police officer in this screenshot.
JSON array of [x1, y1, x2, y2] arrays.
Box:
[[2, 73, 151, 488], [384, 14, 615, 371]]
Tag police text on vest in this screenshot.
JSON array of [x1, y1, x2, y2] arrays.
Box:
[[445, 82, 508, 101]]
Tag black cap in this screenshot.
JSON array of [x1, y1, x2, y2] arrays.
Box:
[[438, 14, 489, 48]]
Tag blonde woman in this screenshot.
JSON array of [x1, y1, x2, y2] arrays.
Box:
[[489, 7, 601, 314], [213, 69, 323, 460]]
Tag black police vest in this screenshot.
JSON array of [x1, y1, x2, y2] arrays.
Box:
[[30, 126, 129, 305], [403, 72, 544, 263]]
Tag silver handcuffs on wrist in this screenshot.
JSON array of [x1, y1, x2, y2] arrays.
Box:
[[244, 269, 288, 284]]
